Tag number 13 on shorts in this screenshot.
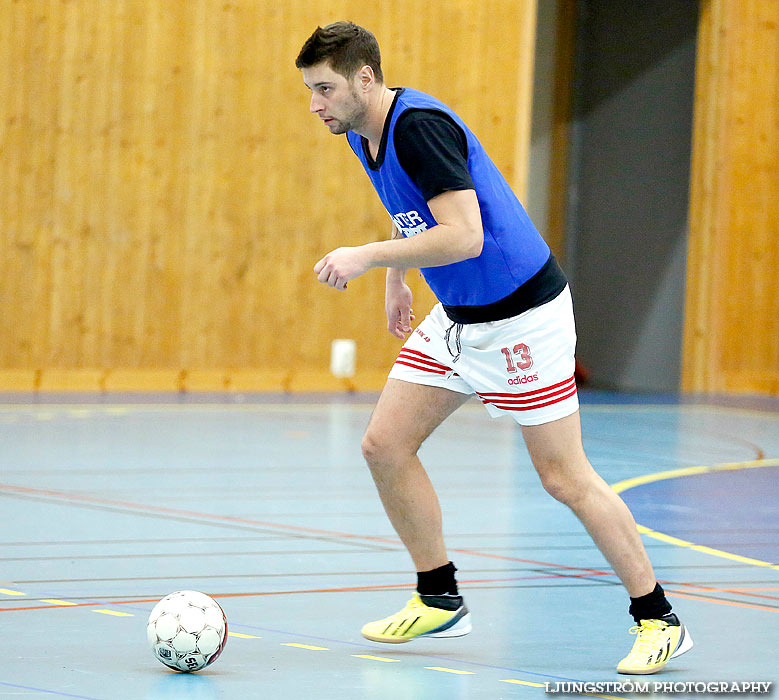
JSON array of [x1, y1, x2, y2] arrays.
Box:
[[501, 343, 533, 373]]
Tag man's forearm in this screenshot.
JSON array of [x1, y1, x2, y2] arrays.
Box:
[[387, 226, 408, 281], [368, 222, 481, 270]]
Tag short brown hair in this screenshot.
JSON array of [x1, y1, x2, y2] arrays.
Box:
[[295, 21, 383, 83]]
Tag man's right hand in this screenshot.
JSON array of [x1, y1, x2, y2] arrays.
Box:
[[385, 280, 415, 339]]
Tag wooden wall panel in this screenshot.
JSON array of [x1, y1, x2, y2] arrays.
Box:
[[545, 0, 576, 263], [683, 0, 779, 395], [0, 0, 537, 390]]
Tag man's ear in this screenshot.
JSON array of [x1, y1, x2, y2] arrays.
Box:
[[357, 65, 375, 91]]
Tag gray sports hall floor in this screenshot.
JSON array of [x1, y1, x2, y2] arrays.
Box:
[[1, 391, 777, 699]]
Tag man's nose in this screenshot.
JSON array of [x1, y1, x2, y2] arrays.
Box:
[[310, 93, 322, 114]]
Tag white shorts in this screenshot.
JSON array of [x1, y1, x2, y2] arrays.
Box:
[[388, 286, 579, 426]]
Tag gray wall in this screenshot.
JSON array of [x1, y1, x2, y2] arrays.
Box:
[[566, 0, 698, 392]]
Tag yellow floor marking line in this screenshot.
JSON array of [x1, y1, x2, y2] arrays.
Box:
[[612, 458, 779, 571], [0, 589, 26, 596], [352, 654, 400, 664], [425, 667, 474, 675], [500, 679, 546, 687], [39, 599, 78, 606], [92, 609, 134, 617], [228, 632, 262, 639], [352, 654, 401, 663], [636, 525, 779, 569], [282, 643, 329, 651]]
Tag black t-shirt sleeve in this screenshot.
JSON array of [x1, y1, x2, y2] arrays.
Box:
[[394, 109, 475, 202]]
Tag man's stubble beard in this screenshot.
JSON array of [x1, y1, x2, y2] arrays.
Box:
[[331, 87, 370, 134]]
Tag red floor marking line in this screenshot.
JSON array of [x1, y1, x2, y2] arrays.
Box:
[[0, 602, 146, 612], [0, 481, 618, 577], [716, 587, 779, 592], [0, 572, 612, 613], [452, 547, 615, 578], [669, 585, 779, 602], [0, 482, 400, 546], [4, 575, 776, 614], [666, 590, 779, 613], [696, 430, 765, 461], [0, 586, 411, 612]]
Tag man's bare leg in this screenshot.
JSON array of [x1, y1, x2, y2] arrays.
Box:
[[361, 378, 470, 572], [521, 410, 656, 597]]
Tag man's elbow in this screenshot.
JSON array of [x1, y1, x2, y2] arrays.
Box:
[[462, 227, 483, 259]]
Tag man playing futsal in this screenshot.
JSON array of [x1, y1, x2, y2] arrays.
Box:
[[296, 22, 693, 674]]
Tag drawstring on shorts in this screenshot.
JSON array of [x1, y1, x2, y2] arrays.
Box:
[[444, 321, 463, 363]]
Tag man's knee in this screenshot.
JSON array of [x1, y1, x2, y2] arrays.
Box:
[[360, 429, 384, 465], [536, 459, 594, 507], [361, 426, 417, 467], [361, 428, 398, 466]]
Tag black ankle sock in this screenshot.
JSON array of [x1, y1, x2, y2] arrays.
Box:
[[417, 561, 459, 597], [629, 582, 672, 623]]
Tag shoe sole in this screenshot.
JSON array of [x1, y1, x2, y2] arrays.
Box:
[[428, 615, 472, 639], [362, 613, 472, 644], [671, 625, 694, 659], [617, 624, 694, 675]]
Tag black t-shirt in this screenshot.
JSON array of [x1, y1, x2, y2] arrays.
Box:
[[377, 102, 568, 323], [394, 109, 475, 201]]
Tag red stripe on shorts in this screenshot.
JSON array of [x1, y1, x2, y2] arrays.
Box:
[[477, 375, 576, 399], [479, 376, 576, 405], [485, 385, 579, 412], [397, 349, 453, 373], [394, 349, 460, 378], [479, 376, 577, 409], [394, 360, 448, 375]]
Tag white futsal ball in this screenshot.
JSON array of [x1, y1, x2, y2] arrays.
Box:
[[146, 590, 228, 672]]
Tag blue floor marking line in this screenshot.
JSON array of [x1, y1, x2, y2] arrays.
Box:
[[2, 594, 582, 688], [612, 458, 779, 570], [0, 680, 107, 700], [3, 397, 775, 694], [89, 600, 584, 684], [0, 398, 773, 414]]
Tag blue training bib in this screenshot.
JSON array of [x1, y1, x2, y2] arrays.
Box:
[[346, 87, 550, 308]]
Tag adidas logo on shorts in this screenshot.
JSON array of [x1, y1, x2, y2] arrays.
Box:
[[507, 373, 538, 386]]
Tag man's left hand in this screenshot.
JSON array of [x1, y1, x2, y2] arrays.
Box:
[[314, 245, 372, 291]]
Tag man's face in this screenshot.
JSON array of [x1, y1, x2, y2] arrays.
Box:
[[301, 62, 369, 135]]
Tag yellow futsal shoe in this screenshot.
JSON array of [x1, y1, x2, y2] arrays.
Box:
[[617, 614, 693, 674], [361, 593, 471, 644]]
